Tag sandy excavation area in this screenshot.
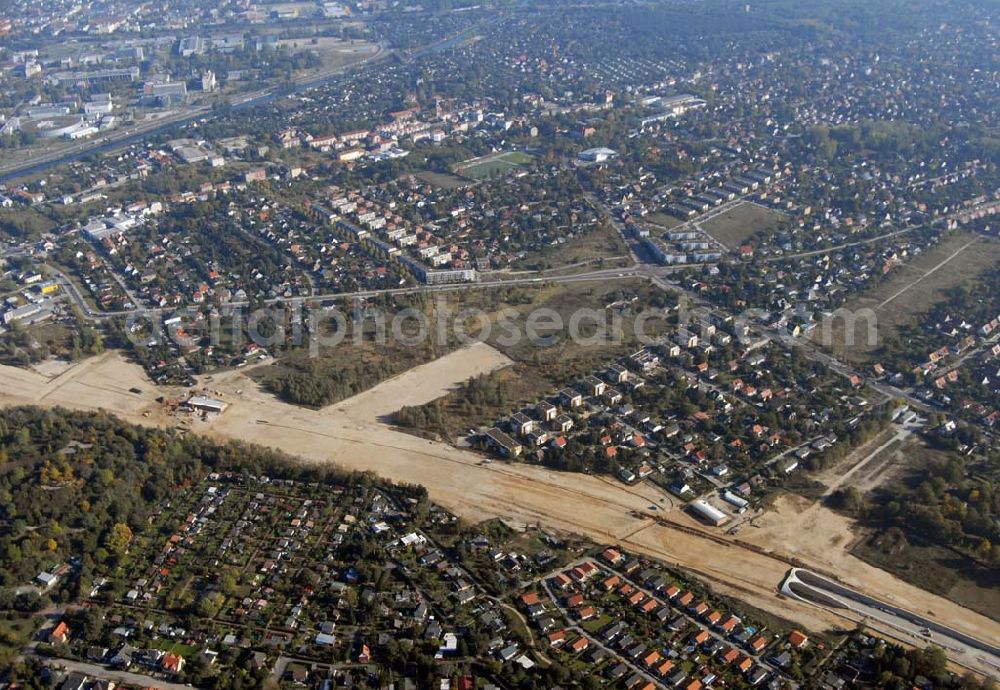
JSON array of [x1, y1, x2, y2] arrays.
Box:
[[1, 346, 998, 654], [742, 495, 993, 629]]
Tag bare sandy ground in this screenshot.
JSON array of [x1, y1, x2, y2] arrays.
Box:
[[743, 494, 1000, 658], [29, 358, 77, 378], [0, 347, 997, 656], [0, 350, 160, 417]]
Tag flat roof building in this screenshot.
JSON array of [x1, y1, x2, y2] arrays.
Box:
[[4, 302, 53, 325], [579, 147, 618, 163], [186, 396, 229, 415], [178, 36, 206, 57]]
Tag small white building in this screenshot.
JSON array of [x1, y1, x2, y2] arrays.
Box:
[[36, 571, 59, 589], [186, 396, 228, 415]]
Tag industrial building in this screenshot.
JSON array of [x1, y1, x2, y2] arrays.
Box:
[[3, 302, 54, 325], [722, 491, 749, 513], [83, 213, 138, 240], [50, 67, 140, 85], [186, 396, 229, 415], [689, 500, 729, 526], [178, 36, 206, 57], [145, 81, 188, 106], [578, 147, 618, 163]]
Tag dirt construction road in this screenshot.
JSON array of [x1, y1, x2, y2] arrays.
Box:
[[1, 346, 998, 667]]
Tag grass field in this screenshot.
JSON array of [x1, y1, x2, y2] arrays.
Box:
[[814, 232, 1000, 363], [644, 212, 684, 230], [454, 151, 534, 179], [512, 222, 631, 271], [832, 434, 935, 495], [698, 202, 787, 250], [411, 171, 470, 189], [0, 616, 37, 661], [151, 639, 200, 657]]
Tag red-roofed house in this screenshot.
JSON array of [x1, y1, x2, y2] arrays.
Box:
[[162, 653, 184, 674], [49, 621, 70, 644], [718, 614, 740, 633], [551, 573, 572, 590], [572, 562, 599, 581]]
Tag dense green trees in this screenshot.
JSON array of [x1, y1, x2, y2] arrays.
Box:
[[844, 445, 1000, 568], [259, 339, 441, 408], [859, 638, 997, 690], [0, 208, 56, 240]]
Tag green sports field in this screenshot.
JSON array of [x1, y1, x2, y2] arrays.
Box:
[[454, 151, 534, 179]]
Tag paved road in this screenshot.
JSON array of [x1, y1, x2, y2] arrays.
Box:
[[52, 263, 666, 322], [539, 576, 665, 689], [34, 655, 196, 690], [536, 557, 782, 686], [781, 569, 1000, 679], [46, 200, 949, 434]]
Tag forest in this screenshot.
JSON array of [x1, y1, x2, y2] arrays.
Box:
[[834, 444, 1000, 570]]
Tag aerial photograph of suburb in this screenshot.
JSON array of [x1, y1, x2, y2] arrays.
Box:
[[0, 0, 997, 688]]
